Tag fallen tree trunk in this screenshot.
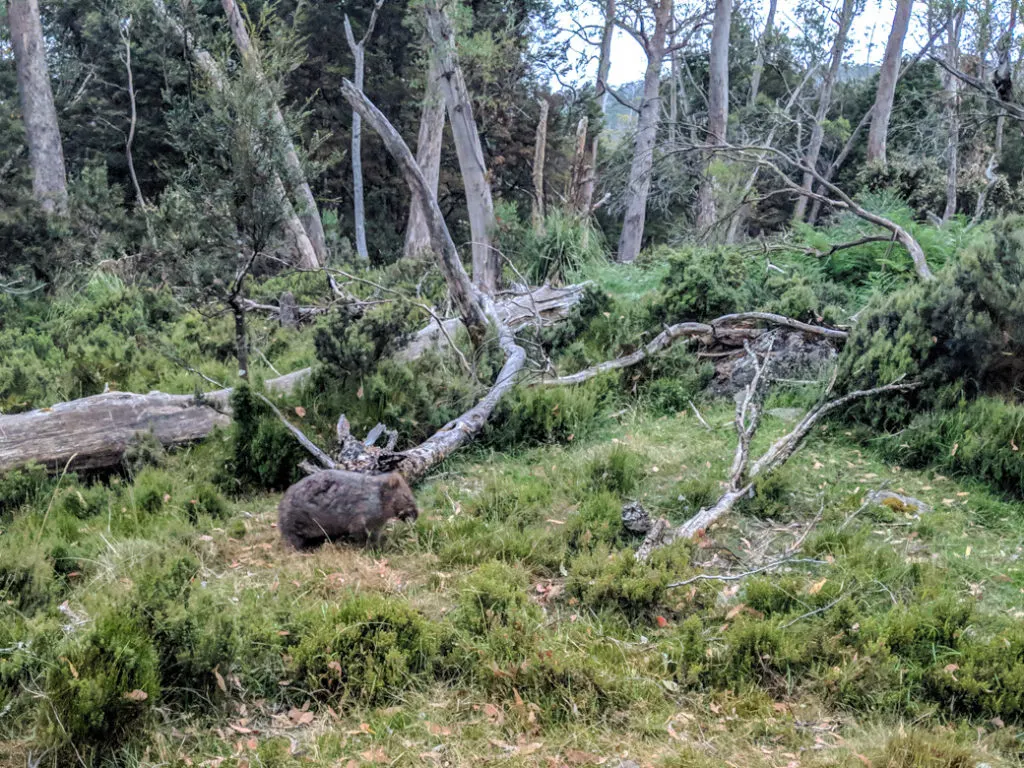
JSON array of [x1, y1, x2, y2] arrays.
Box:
[[543, 313, 847, 386], [0, 283, 585, 475], [0, 373, 306, 474]]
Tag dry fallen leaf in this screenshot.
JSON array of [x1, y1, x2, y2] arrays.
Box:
[[725, 603, 746, 620], [213, 666, 227, 693], [808, 578, 827, 595], [123, 689, 149, 702]]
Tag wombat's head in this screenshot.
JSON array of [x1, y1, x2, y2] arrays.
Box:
[[381, 473, 419, 523]]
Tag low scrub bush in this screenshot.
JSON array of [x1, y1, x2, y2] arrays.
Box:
[[453, 561, 541, 659], [567, 542, 693, 619], [41, 608, 160, 760], [291, 594, 452, 706], [483, 379, 611, 449], [839, 216, 1024, 428], [878, 396, 1024, 499], [584, 445, 647, 496]]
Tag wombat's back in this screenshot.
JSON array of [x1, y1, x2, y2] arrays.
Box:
[[278, 469, 383, 549]]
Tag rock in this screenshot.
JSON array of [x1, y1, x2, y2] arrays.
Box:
[[709, 330, 838, 397], [622, 501, 653, 534], [865, 489, 932, 514]]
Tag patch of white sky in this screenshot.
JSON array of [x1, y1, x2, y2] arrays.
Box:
[[559, 0, 934, 88]]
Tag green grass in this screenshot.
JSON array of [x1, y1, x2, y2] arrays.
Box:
[[4, 395, 1024, 766]]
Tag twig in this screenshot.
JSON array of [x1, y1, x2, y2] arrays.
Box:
[[667, 557, 828, 589], [780, 596, 844, 629], [689, 400, 712, 431]]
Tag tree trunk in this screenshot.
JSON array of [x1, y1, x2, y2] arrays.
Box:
[[616, 0, 673, 263], [695, 0, 734, 235], [942, 9, 964, 222], [568, 117, 590, 214], [221, 0, 326, 265], [229, 300, 250, 380], [423, 1, 498, 294], [7, 0, 68, 215], [532, 98, 549, 233], [866, 0, 915, 165], [403, 56, 446, 260], [793, 0, 856, 222], [580, 0, 616, 214], [345, 17, 370, 260], [748, 0, 777, 107]]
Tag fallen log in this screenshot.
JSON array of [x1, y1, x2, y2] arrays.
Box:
[[0, 372, 306, 474]]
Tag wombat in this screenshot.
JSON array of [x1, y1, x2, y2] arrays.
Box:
[[277, 469, 419, 550]]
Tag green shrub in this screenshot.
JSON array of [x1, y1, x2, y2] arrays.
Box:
[[0, 544, 58, 613], [0, 463, 50, 515], [54, 481, 111, 520], [470, 471, 553, 528], [565, 491, 627, 550], [567, 542, 693, 618], [41, 609, 160, 759], [878, 397, 1024, 498], [226, 385, 307, 492], [644, 246, 758, 325], [523, 209, 607, 285], [291, 594, 451, 705], [483, 380, 610, 449], [838, 217, 1024, 428], [132, 467, 173, 514]]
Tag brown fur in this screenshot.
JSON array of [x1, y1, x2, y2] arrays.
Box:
[[277, 469, 418, 550]]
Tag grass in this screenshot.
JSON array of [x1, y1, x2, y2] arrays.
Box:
[[4, 396, 1024, 767]]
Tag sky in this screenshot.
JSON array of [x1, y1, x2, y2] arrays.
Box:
[[571, 0, 931, 87]]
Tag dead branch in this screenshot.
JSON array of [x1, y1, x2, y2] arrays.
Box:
[[717, 143, 935, 281], [672, 376, 919, 543], [542, 312, 847, 387]]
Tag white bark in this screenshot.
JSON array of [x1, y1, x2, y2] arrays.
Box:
[[403, 55, 446, 260], [7, 0, 68, 215], [942, 10, 964, 222], [532, 98, 549, 232], [616, 0, 674, 263], [695, 0, 734, 234], [580, 0, 616, 214], [344, 2, 384, 261], [748, 0, 777, 107], [793, 0, 856, 222], [423, 1, 498, 293], [866, 0, 915, 165]]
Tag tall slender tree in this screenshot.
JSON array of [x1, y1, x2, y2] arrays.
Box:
[[7, 0, 68, 215], [344, 0, 385, 261], [424, 0, 498, 293], [616, 0, 675, 263], [403, 55, 446, 260], [941, 5, 964, 222], [748, 0, 777, 107], [695, 0, 733, 234], [866, 0, 915, 165], [793, 0, 857, 222], [579, 0, 616, 215]]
